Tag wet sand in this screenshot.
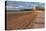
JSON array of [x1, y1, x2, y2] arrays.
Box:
[[6, 10, 44, 30], [6, 12, 35, 30]]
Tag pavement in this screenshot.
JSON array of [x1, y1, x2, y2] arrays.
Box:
[[33, 11, 45, 28]]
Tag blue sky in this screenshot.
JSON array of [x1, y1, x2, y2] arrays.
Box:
[[6, 0, 45, 10], [6, 0, 44, 3]]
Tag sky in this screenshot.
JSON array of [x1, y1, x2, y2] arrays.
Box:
[[6, 0, 45, 3], [6, 0, 45, 10]]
